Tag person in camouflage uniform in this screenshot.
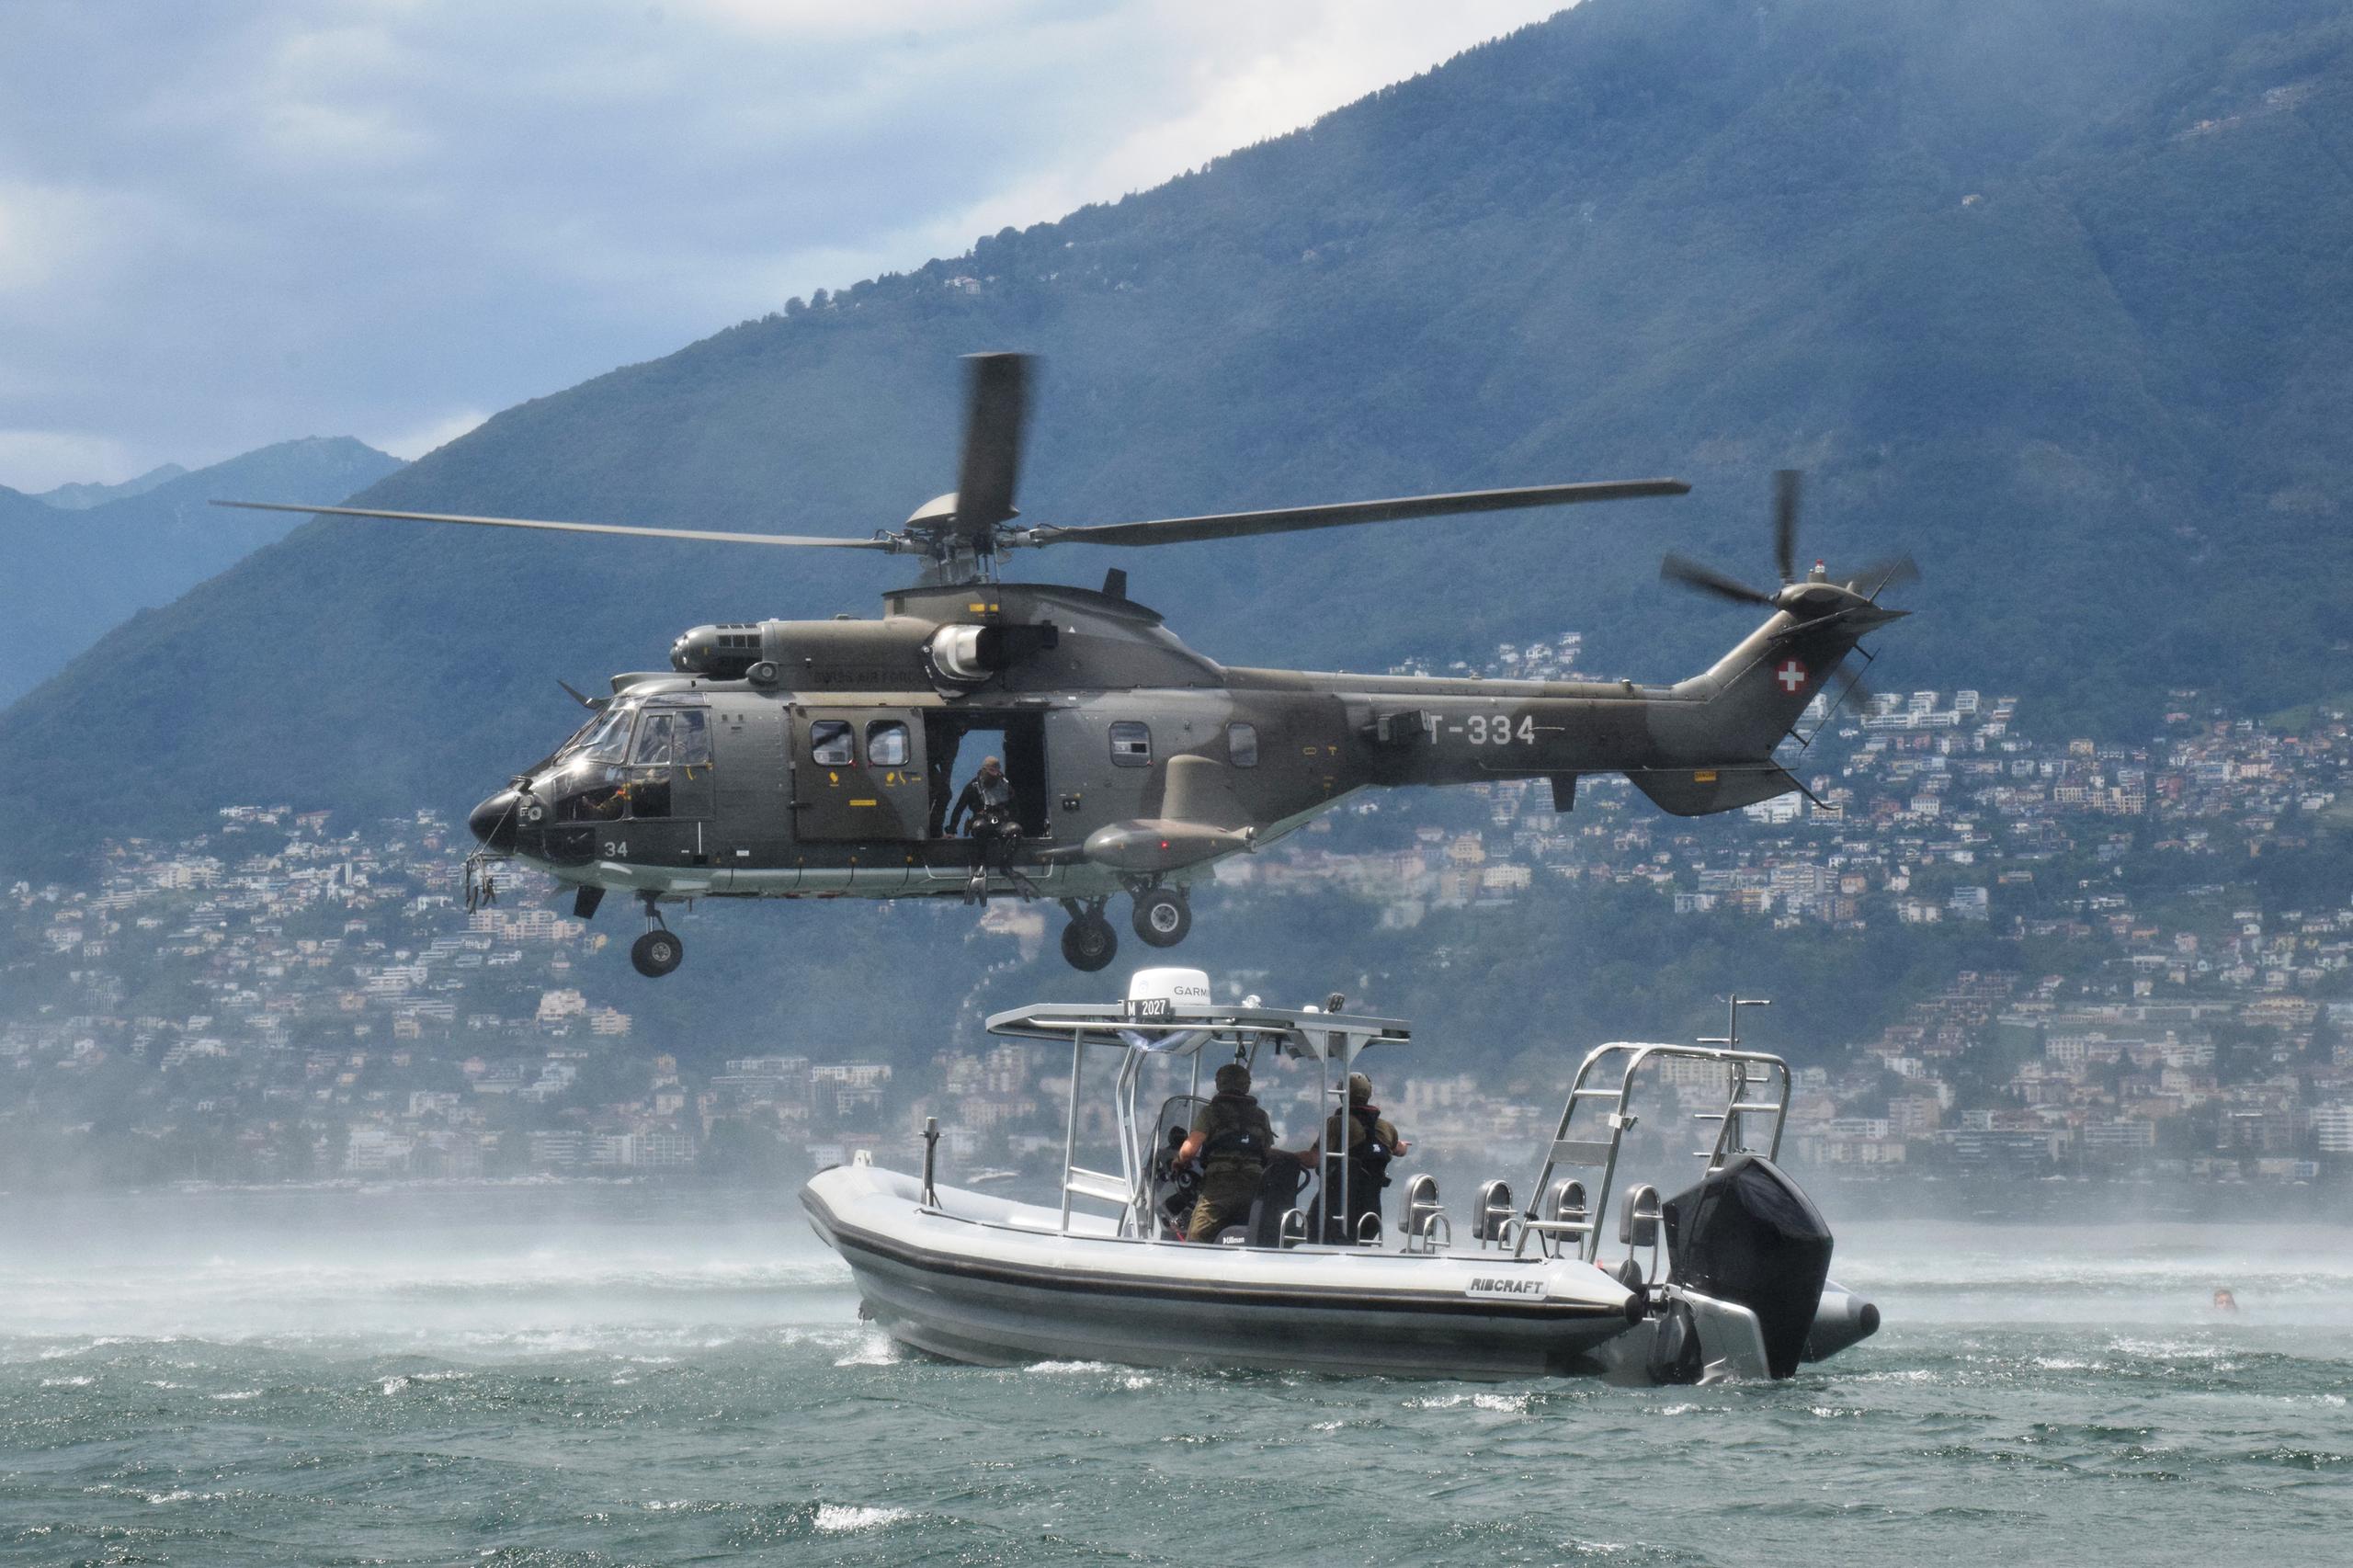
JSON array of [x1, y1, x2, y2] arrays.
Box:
[[1173, 1062, 1304, 1243], [1321, 1071, 1407, 1244]]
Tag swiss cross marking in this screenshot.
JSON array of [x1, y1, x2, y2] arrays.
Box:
[[1776, 659, 1808, 693]]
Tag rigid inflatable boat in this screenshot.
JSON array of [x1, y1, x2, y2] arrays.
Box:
[[802, 971, 1880, 1383]]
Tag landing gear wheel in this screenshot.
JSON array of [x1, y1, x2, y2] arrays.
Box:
[[631, 928, 684, 978], [1061, 915, 1119, 972], [1131, 887, 1190, 948]]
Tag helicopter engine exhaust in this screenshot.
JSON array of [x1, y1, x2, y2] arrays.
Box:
[[926, 622, 1060, 685]]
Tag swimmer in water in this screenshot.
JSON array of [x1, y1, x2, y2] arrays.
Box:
[[2212, 1288, 2239, 1312]]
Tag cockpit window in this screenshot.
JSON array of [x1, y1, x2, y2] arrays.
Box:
[[556, 775, 628, 823], [810, 720, 855, 767], [559, 703, 635, 765], [551, 713, 602, 757], [632, 712, 676, 765], [674, 710, 711, 767]]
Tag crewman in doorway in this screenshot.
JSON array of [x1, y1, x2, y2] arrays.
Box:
[[946, 755, 1036, 903]]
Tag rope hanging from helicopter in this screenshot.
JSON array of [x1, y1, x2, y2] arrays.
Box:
[[462, 787, 527, 914]]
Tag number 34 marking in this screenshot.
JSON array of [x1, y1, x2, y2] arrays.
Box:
[[1465, 714, 1535, 745]]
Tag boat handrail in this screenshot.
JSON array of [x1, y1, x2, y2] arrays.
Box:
[[1064, 1167, 1131, 1207], [1515, 1040, 1795, 1264]]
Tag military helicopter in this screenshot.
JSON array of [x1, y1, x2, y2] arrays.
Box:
[[219, 353, 1914, 977]]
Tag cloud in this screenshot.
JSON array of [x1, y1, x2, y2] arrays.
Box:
[[0, 0, 1569, 490], [373, 408, 490, 462], [0, 429, 137, 496]]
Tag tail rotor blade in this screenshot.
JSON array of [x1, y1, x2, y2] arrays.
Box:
[[1849, 553, 1920, 600], [1772, 469, 1801, 583], [954, 352, 1031, 533], [1661, 551, 1777, 607]]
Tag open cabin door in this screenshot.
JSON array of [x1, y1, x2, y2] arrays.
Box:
[[791, 707, 930, 841]]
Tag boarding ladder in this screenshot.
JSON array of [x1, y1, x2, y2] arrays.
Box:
[[1511, 1024, 1792, 1264]]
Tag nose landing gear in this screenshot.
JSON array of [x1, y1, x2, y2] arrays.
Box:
[[631, 892, 684, 978]]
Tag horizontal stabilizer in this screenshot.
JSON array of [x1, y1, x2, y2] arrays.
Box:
[[1624, 765, 1803, 818]]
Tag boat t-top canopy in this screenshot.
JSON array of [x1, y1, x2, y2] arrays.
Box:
[[984, 1000, 1411, 1062]]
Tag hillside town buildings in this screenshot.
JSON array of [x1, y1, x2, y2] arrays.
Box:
[[6, 635, 2352, 1189]]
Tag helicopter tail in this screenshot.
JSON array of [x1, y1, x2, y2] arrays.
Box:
[[1624, 762, 1809, 817], [1632, 603, 1902, 817]]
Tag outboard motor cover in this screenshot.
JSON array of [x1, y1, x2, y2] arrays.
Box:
[[1661, 1154, 1832, 1380]]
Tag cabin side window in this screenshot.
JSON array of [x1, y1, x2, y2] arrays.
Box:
[[811, 720, 855, 766], [867, 720, 910, 767], [1227, 722, 1258, 767], [1109, 721, 1152, 767]]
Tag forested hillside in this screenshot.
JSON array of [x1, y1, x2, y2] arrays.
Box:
[[6, 0, 2352, 878], [0, 438, 402, 705]]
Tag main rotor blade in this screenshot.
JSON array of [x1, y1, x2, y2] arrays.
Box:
[[953, 351, 1031, 533], [1019, 478, 1688, 550], [210, 500, 894, 550], [1772, 469, 1801, 584], [1660, 551, 1776, 607]]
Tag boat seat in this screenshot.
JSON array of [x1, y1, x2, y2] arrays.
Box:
[[1244, 1154, 1312, 1247]]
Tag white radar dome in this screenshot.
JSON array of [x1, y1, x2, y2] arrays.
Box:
[[1126, 967, 1212, 1015]]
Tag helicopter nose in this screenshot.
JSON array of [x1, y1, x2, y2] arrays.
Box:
[[469, 790, 520, 853]]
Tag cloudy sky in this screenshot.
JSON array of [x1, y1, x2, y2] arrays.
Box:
[[0, 0, 1565, 493]]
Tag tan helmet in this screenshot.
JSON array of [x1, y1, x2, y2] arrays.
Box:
[[1348, 1071, 1372, 1103]]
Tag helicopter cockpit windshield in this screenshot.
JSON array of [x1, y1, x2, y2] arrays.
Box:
[[555, 702, 636, 766], [549, 699, 641, 824]]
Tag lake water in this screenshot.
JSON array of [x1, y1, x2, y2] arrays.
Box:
[[1, 1188, 2345, 1565]]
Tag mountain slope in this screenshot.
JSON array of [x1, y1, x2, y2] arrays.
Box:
[[31, 463, 188, 510], [5, 0, 2352, 878], [0, 437, 404, 708]]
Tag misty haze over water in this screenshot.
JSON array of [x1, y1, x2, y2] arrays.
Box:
[[2, 1188, 2345, 1564]]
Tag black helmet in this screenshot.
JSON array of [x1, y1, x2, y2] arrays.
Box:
[[1214, 1062, 1251, 1095]]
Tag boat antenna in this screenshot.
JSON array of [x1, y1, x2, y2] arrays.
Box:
[[1697, 994, 1771, 1050]]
